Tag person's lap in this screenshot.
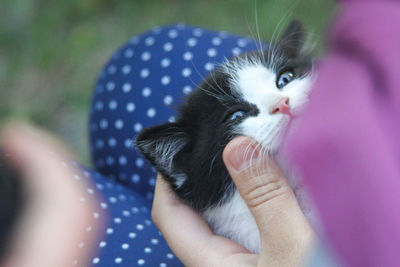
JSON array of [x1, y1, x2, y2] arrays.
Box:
[[85, 24, 261, 266]]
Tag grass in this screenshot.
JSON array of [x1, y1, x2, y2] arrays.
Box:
[[0, 0, 336, 165]]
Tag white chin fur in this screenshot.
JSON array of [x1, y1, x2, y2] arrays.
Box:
[[202, 190, 261, 253]]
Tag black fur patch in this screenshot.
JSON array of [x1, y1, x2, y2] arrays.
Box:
[[136, 20, 313, 212]]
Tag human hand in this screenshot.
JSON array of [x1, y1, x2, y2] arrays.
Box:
[[152, 136, 315, 266], [0, 123, 102, 267]]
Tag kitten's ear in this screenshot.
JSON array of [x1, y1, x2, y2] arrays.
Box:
[[279, 19, 307, 57], [136, 123, 189, 188]]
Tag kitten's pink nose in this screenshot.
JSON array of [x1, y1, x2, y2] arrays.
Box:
[[270, 97, 290, 115]]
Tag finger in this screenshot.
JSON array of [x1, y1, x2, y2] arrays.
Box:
[[223, 136, 315, 265], [152, 175, 258, 267], [0, 123, 101, 267]]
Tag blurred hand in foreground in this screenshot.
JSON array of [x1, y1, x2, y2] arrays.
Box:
[[0, 123, 102, 267], [152, 136, 315, 266]]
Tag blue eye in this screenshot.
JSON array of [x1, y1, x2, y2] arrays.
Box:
[[276, 71, 294, 89], [230, 110, 247, 120]]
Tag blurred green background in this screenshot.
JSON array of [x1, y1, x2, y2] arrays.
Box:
[[0, 0, 336, 165]]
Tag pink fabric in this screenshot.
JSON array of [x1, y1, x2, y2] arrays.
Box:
[[285, 2, 400, 266]]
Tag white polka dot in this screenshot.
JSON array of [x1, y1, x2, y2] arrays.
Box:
[[161, 75, 171, 85], [119, 156, 127, 165], [115, 257, 122, 264], [182, 67, 191, 77], [121, 243, 129, 250], [78, 242, 85, 248], [134, 122, 143, 132], [87, 188, 94, 195], [93, 212, 100, 219], [136, 224, 144, 230], [187, 37, 197, 47], [108, 138, 117, 147], [212, 36, 222, 46], [193, 28, 203, 37], [183, 85, 192, 94], [205, 62, 215, 71], [122, 210, 131, 217], [163, 42, 173, 52], [99, 241, 107, 248], [149, 178, 156, 186], [166, 253, 174, 259], [219, 31, 228, 38], [137, 259, 145, 265], [147, 108, 156, 118], [109, 196, 117, 203], [141, 51, 151, 61], [183, 51, 193, 61], [115, 120, 124, 129], [122, 83, 131, 92], [146, 192, 153, 200], [142, 87, 152, 97], [100, 119, 108, 129], [124, 48, 134, 58], [107, 65, 116, 74], [140, 68, 150, 78], [126, 102, 135, 112], [160, 58, 171, 68], [74, 174, 81, 181], [114, 217, 122, 224], [136, 158, 144, 168], [145, 36, 155, 46], [237, 38, 248, 47], [92, 257, 100, 264], [122, 65, 131, 74], [106, 228, 114, 234], [106, 156, 114, 165], [124, 139, 132, 148], [95, 101, 104, 110], [168, 116, 176, 123], [160, 263, 167, 267], [100, 202, 108, 209], [168, 29, 178, 38], [132, 207, 139, 213], [132, 174, 140, 183], [207, 48, 217, 57], [130, 36, 140, 44], [144, 247, 152, 253], [151, 238, 159, 245], [108, 100, 117, 110], [152, 26, 161, 34], [163, 95, 173, 105], [232, 47, 242, 56], [106, 81, 115, 91], [129, 232, 137, 239]]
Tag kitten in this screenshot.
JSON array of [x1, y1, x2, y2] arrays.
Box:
[[136, 20, 314, 253]]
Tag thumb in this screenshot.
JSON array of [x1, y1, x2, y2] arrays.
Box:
[[223, 136, 314, 263]]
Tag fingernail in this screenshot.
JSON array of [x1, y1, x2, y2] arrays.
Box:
[[228, 142, 260, 172]]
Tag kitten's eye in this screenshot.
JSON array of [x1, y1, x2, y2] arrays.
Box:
[[230, 110, 247, 120], [276, 71, 294, 89]]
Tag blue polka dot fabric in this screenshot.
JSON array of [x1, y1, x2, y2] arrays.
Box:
[[87, 24, 261, 266]]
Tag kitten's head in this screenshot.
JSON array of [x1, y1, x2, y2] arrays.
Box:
[[136, 20, 313, 211]]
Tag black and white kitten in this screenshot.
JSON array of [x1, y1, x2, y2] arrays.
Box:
[[136, 20, 314, 253]]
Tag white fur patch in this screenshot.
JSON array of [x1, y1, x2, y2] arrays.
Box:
[[226, 61, 312, 152]]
